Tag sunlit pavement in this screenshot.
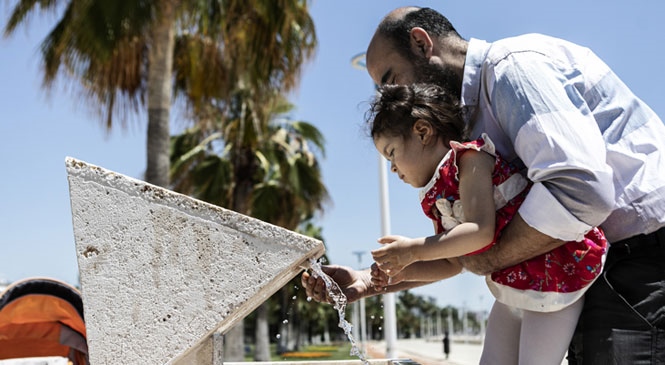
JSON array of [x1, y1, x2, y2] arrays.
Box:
[[365, 337, 568, 365], [365, 337, 482, 365]]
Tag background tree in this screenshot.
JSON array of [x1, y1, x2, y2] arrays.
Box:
[[170, 91, 328, 360], [4, 0, 316, 189], [5, 1, 317, 360]]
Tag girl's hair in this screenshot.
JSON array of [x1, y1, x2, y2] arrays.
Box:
[[366, 83, 466, 144]]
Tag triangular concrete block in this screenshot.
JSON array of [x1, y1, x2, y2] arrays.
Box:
[[65, 157, 325, 364]]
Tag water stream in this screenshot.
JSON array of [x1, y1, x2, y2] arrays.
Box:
[[308, 258, 368, 364]]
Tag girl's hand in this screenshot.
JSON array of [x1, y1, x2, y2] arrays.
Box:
[[370, 262, 407, 291], [371, 235, 419, 276]]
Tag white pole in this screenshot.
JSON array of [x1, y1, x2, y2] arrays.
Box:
[[480, 295, 486, 341], [420, 316, 425, 338], [379, 155, 398, 358], [428, 316, 434, 338], [447, 312, 453, 334], [352, 297, 360, 345], [351, 52, 397, 359], [352, 251, 367, 352], [462, 302, 468, 343], [360, 296, 367, 352]]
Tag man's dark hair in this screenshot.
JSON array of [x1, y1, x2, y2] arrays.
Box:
[[377, 7, 462, 59]]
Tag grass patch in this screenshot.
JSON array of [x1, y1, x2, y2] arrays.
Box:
[[243, 343, 359, 361], [304, 345, 340, 352], [280, 351, 332, 359], [275, 343, 356, 361]]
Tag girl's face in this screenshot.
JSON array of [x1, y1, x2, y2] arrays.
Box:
[[374, 121, 450, 188]]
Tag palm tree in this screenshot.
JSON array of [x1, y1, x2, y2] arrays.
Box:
[[170, 91, 328, 222], [170, 91, 329, 360], [4, 0, 174, 186], [6, 3, 317, 358], [4, 0, 317, 189]]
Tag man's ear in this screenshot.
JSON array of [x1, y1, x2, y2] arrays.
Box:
[[409, 27, 433, 58], [413, 119, 434, 144]]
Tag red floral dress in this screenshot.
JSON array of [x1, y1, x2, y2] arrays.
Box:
[[419, 134, 607, 312]]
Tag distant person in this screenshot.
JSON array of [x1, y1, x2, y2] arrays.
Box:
[[366, 83, 607, 364], [302, 6, 665, 364], [443, 330, 450, 359]]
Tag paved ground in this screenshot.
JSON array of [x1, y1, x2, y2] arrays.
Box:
[[365, 337, 568, 365], [365, 337, 482, 365]]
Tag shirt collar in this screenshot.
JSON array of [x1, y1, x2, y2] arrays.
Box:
[[461, 38, 491, 123]]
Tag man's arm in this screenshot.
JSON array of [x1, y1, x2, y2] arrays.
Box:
[[301, 264, 443, 304], [457, 213, 564, 275]]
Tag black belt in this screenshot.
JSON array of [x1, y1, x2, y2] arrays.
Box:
[[610, 226, 665, 255]]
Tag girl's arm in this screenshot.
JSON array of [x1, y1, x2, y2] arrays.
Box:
[[436, 148, 497, 256], [371, 258, 463, 290], [372, 150, 497, 273]]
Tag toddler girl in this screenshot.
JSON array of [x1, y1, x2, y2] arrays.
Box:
[[367, 83, 607, 365]]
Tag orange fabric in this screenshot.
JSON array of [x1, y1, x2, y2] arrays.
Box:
[[0, 338, 69, 358], [0, 294, 86, 360], [0, 322, 61, 341], [0, 294, 86, 336]]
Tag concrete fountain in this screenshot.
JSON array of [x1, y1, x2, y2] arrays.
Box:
[[65, 157, 417, 364]]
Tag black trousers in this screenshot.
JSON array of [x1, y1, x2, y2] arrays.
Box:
[[568, 226, 665, 364]]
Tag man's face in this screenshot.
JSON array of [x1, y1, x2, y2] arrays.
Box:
[[366, 34, 461, 100], [366, 34, 419, 86]]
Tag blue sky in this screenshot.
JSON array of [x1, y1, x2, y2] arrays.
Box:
[[2, 1, 665, 314]]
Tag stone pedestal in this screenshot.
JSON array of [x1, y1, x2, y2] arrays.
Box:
[[66, 157, 324, 364]]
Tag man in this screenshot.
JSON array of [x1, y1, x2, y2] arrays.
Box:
[[302, 6, 665, 364]]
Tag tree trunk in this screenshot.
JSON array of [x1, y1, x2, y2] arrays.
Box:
[[224, 148, 256, 360], [323, 319, 331, 344], [277, 289, 289, 354], [223, 324, 245, 361], [145, 1, 176, 187], [254, 302, 271, 361]]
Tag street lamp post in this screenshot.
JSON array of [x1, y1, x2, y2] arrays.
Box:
[[352, 251, 367, 353], [351, 52, 397, 359]]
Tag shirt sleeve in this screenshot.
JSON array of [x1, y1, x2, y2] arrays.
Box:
[[488, 50, 615, 241]]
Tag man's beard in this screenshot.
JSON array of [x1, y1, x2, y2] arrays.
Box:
[[413, 57, 462, 100]]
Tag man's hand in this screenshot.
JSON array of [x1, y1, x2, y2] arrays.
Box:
[[302, 264, 440, 305], [459, 214, 564, 274], [300, 264, 373, 304]]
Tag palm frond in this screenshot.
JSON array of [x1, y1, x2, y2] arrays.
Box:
[[3, 0, 60, 36]]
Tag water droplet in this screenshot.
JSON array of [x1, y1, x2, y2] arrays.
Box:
[[307, 297, 312, 302], [282, 319, 289, 324], [370, 315, 375, 320], [276, 334, 281, 339], [378, 326, 383, 331], [292, 296, 297, 300]]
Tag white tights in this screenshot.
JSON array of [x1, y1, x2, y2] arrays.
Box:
[[479, 298, 583, 365]]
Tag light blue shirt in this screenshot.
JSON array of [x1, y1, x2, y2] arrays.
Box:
[[461, 34, 665, 243]]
